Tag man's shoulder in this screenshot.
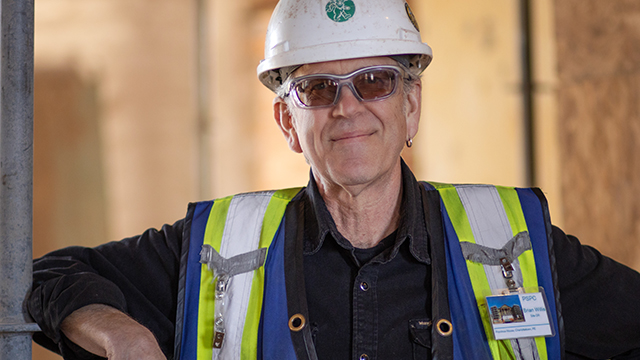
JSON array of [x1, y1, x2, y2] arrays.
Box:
[[184, 187, 308, 224], [188, 187, 306, 206]]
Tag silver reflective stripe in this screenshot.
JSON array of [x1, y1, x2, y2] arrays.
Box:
[[456, 185, 522, 291], [455, 185, 539, 360], [213, 191, 276, 360]]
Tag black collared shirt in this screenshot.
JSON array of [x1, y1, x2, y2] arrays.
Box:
[[302, 162, 432, 360], [28, 163, 640, 360]]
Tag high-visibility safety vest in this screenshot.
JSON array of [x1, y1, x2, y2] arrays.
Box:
[[173, 184, 563, 360]]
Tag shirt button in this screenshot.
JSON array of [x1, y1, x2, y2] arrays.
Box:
[[359, 282, 369, 291], [359, 354, 369, 360]]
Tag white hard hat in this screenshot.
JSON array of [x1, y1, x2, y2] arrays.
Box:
[[257, 0, 433, 92]]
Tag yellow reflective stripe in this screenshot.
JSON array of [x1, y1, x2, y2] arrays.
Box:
[[261, 188, 303, 249], [431, 184, 476, 245], [472, 259, 502, 359], [430, 183, 502, 359], [495, 187, 526, 236], [206, 195, 234, 252], [241, 188, 302, 359], [496, 187, 547, 360], [197, 195, 233, 360], [535, 337, 548, 360], [497, 342, 516, 359], [495, 187, 539, 288]]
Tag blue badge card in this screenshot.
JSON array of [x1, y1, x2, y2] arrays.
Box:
[[485, 291, 554, 340]]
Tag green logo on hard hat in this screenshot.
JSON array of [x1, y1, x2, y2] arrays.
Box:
[[326, 0, 356, 22], [405, 3, 420, 32]]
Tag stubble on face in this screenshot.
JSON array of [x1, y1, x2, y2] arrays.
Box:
[[286, 58, 413, 196]]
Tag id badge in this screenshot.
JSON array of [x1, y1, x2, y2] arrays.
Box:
[[485, 287, 554, 340]]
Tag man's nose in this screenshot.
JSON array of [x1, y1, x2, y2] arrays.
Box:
[[331, 83, 363, 117]]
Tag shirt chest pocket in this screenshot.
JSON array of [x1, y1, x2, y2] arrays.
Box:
[[409, 318, 432, 360]]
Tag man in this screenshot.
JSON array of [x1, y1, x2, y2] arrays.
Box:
[[29, 0, 640, 359]]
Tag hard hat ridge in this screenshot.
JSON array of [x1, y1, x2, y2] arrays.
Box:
[[257, 0, 433, 92]]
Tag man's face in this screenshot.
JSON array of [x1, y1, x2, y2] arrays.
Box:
[[274, 57, 421, 192]]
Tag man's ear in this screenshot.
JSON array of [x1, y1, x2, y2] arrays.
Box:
[[405, 80, 422, 141], [273, 97, 303, 153]]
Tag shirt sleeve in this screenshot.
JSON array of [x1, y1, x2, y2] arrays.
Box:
[[28, 218, 185, 360], [553, 225, 640, 359]]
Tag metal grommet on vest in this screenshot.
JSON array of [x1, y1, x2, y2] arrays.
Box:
[[288, 313, 306, 332], [436, 319, 453, 337]]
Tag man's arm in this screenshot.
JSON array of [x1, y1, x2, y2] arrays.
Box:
[[553, 226, 640, 359], [60, 304, 166, 360], [29, 219, 185, 359]]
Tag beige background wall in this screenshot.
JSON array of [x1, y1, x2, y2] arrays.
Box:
[[35, 0, 199, 252], [30, 0, 638, 359], [555, 0, 640, 269], [414, 0, 525, 186]]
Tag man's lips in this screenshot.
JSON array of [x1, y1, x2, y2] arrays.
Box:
[[331, 131, 375, 142]]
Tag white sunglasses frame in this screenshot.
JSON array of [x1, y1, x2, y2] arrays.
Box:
[[285, 65, 404, 109]]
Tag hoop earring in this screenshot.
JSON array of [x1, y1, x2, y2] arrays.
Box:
[[406, 138, 413, 148]]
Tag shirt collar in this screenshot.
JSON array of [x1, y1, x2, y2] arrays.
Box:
[[302, 159, 430, 264]]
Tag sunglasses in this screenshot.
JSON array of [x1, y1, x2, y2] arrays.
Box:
[[285, 65, 404, 109]]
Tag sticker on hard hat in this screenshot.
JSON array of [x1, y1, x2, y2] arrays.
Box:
[[405, 3, 420, 32], [326, 0, 356, 23]]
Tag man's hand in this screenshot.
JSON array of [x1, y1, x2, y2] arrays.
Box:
[[60, 304, 167, 360]]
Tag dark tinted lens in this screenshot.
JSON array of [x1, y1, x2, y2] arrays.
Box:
[[295, 78, 338, 107], [353, 69, 397, 100]]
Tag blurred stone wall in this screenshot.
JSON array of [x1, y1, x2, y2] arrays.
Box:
[[414, 0, 526, 187], [555, 0, 640, 269], [34, 68, 108, 257]]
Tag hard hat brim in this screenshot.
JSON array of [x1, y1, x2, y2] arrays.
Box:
[[257, 40, 432, 92]]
